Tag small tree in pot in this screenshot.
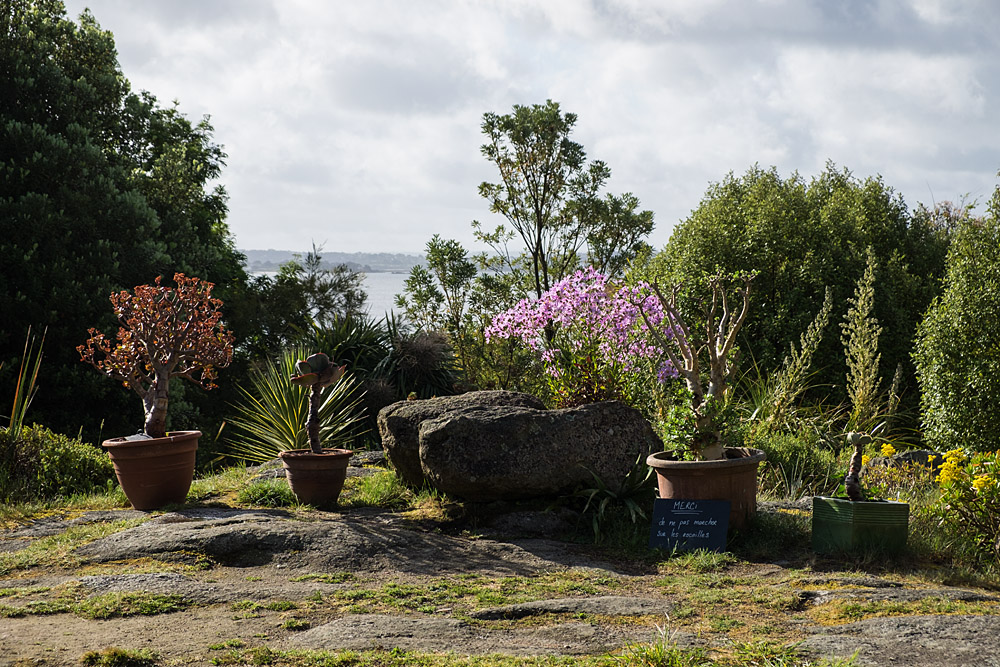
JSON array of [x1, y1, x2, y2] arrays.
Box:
[[636, 274, 766, 531], [78, 273, 234, 439], [280, 352, 354, 506], [290, 352, 347, 453], [77, 273, 234, 509], [638, 274, 754, 461]]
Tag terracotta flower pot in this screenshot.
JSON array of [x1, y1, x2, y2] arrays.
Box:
[[279, 448, 353, 507], [646, 447, 766, 531], [103, 431, 200, 510]]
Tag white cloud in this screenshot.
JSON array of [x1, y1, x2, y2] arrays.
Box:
[[63, 0, 1000, 252]]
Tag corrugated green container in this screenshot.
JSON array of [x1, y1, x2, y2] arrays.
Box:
[[811, 496, 909, 555]]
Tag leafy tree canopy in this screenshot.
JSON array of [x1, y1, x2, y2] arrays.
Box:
[[473, 100, 654, 300], [0, 0, 247, 440], [643, 163, 950, 407], [913, 179, 1000, 452]]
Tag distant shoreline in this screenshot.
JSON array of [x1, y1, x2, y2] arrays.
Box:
[[241, 249, 423, 275]]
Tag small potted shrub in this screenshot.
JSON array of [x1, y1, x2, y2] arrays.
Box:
[[637, 275, 766, 530], [812, 432, 909, 555], [78, 273, 234, 510], [278, 352, 354, 506]]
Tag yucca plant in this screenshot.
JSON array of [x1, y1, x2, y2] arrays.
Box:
[[226, 347, 365, 464], [574, 454, 656, 542]]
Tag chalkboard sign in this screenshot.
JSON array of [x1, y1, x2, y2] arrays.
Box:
[[649, 499, 730, 552]]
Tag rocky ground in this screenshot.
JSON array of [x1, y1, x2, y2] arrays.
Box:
[[0, 484, 998, 666]]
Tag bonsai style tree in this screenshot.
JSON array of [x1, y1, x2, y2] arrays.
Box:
[[78, 273, 234, 439], [638, 275, 754, 460], [290, 352, 347, 453]]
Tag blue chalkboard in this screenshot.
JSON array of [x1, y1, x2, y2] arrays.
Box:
[[649, 499, 730, 552]]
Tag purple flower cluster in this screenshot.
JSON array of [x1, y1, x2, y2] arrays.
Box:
[[486, 267, 679, 383]]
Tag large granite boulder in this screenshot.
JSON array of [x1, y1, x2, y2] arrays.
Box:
[[378, 391, 546, 487], [418, 401, 662, 502]]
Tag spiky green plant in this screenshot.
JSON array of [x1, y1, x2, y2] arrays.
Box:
[[841, 250, 882, 433], [300, 315, 390, 378], [3, 327, 45, 434], [226, 347, 365, 463], [373, 315, 460, 400], [574, 453, 656, 542], [762, 288, 833, 431]]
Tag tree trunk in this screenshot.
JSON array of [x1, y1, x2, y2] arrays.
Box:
[[307, 385, 323, 453], [143, 378, 170, 439]]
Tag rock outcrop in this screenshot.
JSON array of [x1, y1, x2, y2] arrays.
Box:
[[379, 391, 662, 502], [419, 401, 661, 501], [378, 391, 545, 487]]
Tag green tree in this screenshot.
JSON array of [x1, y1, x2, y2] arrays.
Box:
[[586, 192, 654, 277], [646, 163, 949, 407], [913, 180, 1000, 452], [283, 244, 367, 325], [122, 93, 246, 289], [0, 1, 249, 441], [230, 246, 368, 361], [395, 236, 544, 394], [474, 100, 654, 300]]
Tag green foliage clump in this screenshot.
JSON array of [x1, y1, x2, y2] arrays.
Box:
[[74, 592, 187, 619], [646, 163, 948, 412], [80, 647, 159, 667], [1, 1, 248, 443], [749, 430, 841, 499], [913, 186, 1000, 452], [394, 237, 545, 395], [372, 319, 460, 400], [0, 425, 113, 502], [237, 479, 299, 508], [928, 449, 1000, 564]]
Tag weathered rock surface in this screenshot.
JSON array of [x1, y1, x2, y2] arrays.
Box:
[[72, 507, 618, 576], [2, 505, 1000, 665], [289, 613, 659, 655], [800, 615, 1000, 667], [379, 390, 546, 486], [419, 401, 662, 501]]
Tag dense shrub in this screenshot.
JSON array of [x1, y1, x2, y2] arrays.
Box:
[[913, 186, 1000, 452], [928, 449, 1000, 563], [748, 430, 842, 499], [0, 425, 114, 502], [372, 319, 461, 401], [644, 163, 949, 410]]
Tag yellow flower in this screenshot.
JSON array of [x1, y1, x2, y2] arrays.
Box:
[[945, 449, 967, 464], [937, 460, 962, 486], [972, 475, 994, 492], [880, 443, 897, 458], [862, 455, 871, 466]]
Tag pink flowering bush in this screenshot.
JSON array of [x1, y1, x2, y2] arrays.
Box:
[[486, 267, 676, 408]]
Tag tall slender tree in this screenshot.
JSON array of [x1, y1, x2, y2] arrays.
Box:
[[474, 100, 653, 300]]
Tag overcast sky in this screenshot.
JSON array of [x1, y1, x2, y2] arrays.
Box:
[[63, 0, 1000, 254]]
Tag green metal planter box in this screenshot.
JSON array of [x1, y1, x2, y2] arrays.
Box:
[[811, 496, 909, 555]]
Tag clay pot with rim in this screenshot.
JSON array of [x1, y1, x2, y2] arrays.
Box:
[[103, 430, 200, 510], [278, 447, 353, 506], [646, 447, 766, 531]]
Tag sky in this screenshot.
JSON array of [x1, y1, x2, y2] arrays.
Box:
[[62, 0, 1000, 255]]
